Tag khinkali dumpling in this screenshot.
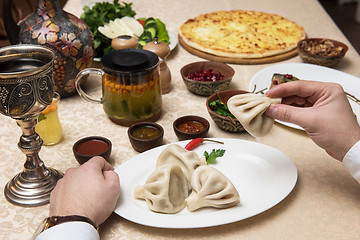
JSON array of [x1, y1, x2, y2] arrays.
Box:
[[227, 93, 281, 137], [134, 164, 188, 214], [186, 165, 240, 212], [156, 144, 205, 190]]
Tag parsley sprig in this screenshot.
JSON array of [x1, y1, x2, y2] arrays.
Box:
[[204, 149, 226, 164]]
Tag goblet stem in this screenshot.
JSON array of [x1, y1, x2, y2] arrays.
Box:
[[4, 114, 63, 207]]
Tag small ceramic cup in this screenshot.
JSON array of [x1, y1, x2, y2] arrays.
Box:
[[73, 136, 112, 165], [128, 122, 164, 152], [173, 115, 210, 140]]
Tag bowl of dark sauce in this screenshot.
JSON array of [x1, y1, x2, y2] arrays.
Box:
[[128, 122, 164, 152]]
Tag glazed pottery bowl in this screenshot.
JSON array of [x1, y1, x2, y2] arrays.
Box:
[[128, 122, 164, 152], [180, 61, 235, 96], [297, 38, 348, 67], [173, 115, 210, 140], [206, 89, 248, 133], [73, 136, 112, 165]]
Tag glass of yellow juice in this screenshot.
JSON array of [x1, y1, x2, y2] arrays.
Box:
[[36, 92, 63, 145]]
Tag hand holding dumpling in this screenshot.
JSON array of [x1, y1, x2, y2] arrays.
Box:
[[265, 80, 360, 161], [227, 93, 281, 137]]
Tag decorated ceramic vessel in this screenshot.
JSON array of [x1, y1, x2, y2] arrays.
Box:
[[3, 0, 94, 98]]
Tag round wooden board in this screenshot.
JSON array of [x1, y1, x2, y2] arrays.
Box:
[[178, 35, 299, 65]]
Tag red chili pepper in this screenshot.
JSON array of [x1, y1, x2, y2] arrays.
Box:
[[185, 138, 224, 150]]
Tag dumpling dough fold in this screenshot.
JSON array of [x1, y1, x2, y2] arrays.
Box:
[[156, 144, 206, 190], [186, 165, 240, 212], [227, 93, 281, 137], [134, 164, 188, 214]]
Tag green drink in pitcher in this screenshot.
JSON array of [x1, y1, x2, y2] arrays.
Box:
[[75, 49, 162, 126], [102, 70, 162, 123]]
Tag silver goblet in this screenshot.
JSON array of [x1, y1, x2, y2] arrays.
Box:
[[0, 44, 63, 207]]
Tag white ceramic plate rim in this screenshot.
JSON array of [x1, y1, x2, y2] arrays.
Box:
[[249, 63, 360, 130], [167, 30, 178, 51], [114, 138, 297, 229]]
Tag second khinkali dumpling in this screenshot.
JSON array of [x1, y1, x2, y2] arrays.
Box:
[[186, 165, 240, 212], [227, 93, 281, 137], [156, 144, 206, 190], [134, 164, 188, 214]]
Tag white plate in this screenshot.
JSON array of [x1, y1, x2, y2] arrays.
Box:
[[249, 63, 360, 130], [114, 138, 297, 229], [167, 30, 178, 51]]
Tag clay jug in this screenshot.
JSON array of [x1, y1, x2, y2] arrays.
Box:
[[3, 0, 94, 98], [143, 39, 172, 94]]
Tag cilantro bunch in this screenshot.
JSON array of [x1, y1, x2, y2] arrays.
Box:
[[80, 0, 136, 57]]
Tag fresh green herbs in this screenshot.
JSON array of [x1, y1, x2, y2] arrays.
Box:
[[155, 19, 170, 44], [208, 99, 235, 118], [80, 0, 136, 57], [204, 149, 226, 164]]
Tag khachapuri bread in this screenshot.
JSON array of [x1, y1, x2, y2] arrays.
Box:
[[179, 10, 305, 59]]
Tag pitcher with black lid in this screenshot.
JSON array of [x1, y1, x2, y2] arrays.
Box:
[[75, 49, 162, 126]]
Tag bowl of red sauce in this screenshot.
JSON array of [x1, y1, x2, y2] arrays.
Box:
[[128, 122, 164, 152], [173, 115, 210, 140], [73, 136, 112, 165]]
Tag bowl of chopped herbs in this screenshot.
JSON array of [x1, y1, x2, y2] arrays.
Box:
[[206, 89, 248, 133]]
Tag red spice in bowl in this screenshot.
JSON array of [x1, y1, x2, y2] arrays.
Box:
[[177, 120, 207, 133], [173, 115, 210, 140], [76, 139, 109, 155], [73, 136, 112, 165]]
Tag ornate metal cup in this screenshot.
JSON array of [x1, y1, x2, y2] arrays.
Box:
[[0, 44, 63, 207]]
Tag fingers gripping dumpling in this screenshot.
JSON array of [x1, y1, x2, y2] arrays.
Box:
[[227, 93, 281, 137], [186, 165, 240, 212], [134, 164, 188, 214], [156, 144, 205, 189]]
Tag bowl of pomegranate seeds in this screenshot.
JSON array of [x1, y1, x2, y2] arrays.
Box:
[[180, 61, 235, 96]]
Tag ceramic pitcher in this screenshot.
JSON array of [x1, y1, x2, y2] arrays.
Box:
[[3, 0, 94, 98]]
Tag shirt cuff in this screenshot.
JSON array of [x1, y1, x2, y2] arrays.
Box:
[[35, 221, 100, 240], [342, 140, 360, 183]]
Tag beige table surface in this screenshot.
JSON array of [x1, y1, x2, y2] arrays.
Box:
[[1, 0, 360, 239]]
